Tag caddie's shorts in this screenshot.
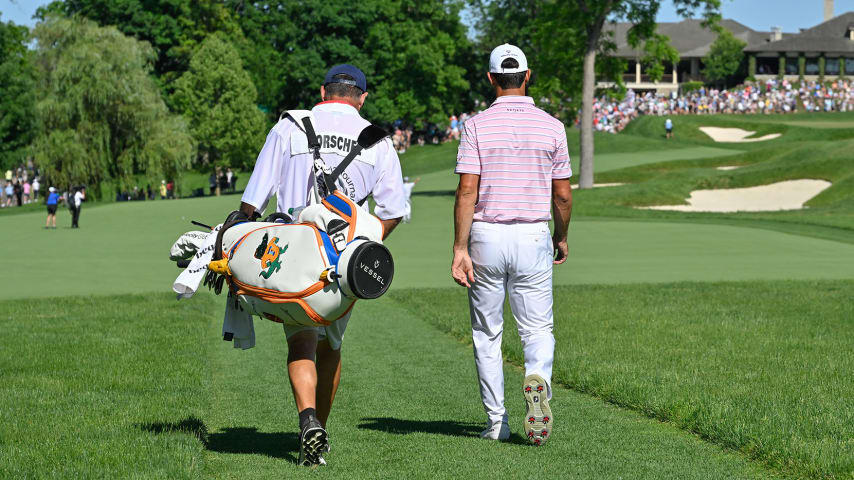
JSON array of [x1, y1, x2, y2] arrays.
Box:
[[283, 312, 351, 351], [47, 204, 57, 215]]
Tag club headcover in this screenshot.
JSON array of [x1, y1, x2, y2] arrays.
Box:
[[358, 125, 389, 150]]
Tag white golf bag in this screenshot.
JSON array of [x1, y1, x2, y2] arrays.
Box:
[[172, 113, 393, 332], [208, 191, 392, 327]]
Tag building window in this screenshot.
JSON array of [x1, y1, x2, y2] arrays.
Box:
[[805, 57, 820, 74], [785, 57, 799, 74], [757, 56, 779, 74], [826, 58, 840, 75], [846, 58, 854, 74]]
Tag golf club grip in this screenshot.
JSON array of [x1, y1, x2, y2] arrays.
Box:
[[176, 259, 191, 269]]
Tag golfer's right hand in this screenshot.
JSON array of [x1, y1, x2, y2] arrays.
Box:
[[451, 249, 475, 288], [553, 237, 568, 265]]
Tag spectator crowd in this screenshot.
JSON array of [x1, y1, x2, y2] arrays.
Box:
[[3, 161, 39, 208], [589, 79, 854, 134]]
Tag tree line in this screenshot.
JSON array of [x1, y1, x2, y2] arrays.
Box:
[[0, 0, 724, 195]]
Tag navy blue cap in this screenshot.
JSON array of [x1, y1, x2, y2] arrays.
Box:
[[324, 64, 367, 92]]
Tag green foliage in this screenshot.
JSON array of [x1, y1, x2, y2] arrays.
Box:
[[227, 0, 474, 126], [172, 33, 266, 170], [641, 33, 679, 82], [31, 15, 194, 194], [681, 80, 705, 92], [522, 0, 720, 121], [41, 0, 243, 88], [702, 29, 746, 86], [0, 17, 36, 170]]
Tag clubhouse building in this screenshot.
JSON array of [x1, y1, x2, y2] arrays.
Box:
[[604, 0, 854, 93]]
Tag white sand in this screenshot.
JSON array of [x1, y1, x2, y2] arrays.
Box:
[[640, 179, 831, 213], [716, 165, 741, 171], [571, 182, 625, 189], [700, 127, 781, 143]]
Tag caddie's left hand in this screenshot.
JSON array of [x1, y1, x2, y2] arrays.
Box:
[[451, 248, 475, 288]]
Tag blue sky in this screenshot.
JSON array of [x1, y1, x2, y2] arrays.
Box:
[[3, 0, 854, 34], [656, 0, 854, 32]]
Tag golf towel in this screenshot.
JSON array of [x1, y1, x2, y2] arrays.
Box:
[[172, 224, 221, 299], [223, 292, 255, 350]]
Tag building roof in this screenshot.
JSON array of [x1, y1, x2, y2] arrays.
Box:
[[609, 19, 779, 59], [744, 12, 854, 54]]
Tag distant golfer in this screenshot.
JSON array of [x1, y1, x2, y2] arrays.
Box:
[[451, 43, 572, 445], [665, 117, 673, 139], [70, 186, 85, 228], [45, 187, 60, 229]]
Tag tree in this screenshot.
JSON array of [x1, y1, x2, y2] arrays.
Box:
[[533, 0, 720, 189], [172, 33, 267, 170], [31, 15, 194, 196], [38, 0, 243, 97], [228, 0, 475, 126], [0, 16, 36, 171], [702, 29, 746, 88]]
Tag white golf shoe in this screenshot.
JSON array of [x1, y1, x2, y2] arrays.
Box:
[[479, 420, 510, 441], [523, 374, 552, 446]]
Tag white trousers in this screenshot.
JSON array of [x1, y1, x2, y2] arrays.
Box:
[[467, 221, 555, 424]]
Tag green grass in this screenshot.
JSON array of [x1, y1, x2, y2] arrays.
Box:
[[4, 111, 854, 478], [4, 190, 854, 300], [392, 280, 854, 479], [0, 293, 777, 479]]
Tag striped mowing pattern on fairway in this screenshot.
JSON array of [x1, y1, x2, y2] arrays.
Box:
[[0, 293, 775, 479]]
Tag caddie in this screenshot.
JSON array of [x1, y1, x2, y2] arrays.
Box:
[[238, 64, 405, 466], [451, 44, 572, 445]]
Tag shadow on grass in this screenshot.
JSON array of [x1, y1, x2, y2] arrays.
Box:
[[357, 417, 531, 445], [139, 417, 298, 462], [412, 190, 456, 197]]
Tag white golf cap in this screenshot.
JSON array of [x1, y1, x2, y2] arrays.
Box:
[[489, 43, 528, 73], [49, 187, 55, 192]]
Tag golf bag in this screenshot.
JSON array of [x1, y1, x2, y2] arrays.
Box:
[[200, 113, 394, 328], [207, 191, 393, 327]]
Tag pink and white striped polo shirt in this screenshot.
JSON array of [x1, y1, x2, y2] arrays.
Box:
[[455, 95, 571, 223]]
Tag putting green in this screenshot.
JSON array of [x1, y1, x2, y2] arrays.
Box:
[[3, 190, 853, 300], [386, 192, 854, 288], [571, 146, 742, 174]]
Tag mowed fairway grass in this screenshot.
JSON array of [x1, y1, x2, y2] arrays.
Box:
[[2, 112, 854, 478]]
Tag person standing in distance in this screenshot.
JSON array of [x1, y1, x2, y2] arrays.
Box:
[[45, 186, 60, 228], [665, 117, 673, 139], [71, 186, 86, 228], [238, 64, 405, 466], [451, 43, 572, 445]]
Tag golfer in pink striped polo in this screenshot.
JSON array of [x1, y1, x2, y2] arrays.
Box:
[[451, 43, 573, 446]]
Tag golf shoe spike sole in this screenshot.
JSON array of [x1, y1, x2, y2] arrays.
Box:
[[523, 374, 552, 446]]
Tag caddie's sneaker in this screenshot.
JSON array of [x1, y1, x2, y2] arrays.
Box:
[[298, 416, 328, 466], [523, 374, 552, 446], [479, 420, 510, 441]]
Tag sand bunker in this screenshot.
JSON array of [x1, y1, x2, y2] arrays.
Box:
[[700, 127, 781, 143], [641, 179, 831, 212], [716, 165, 741, 171], [571, 182, 625, 189]]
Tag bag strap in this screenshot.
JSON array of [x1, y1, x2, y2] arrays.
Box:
[[301, 117, 336, 197], [286, 111, 389, 197], [327, 124, 389, 187]]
